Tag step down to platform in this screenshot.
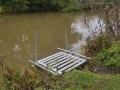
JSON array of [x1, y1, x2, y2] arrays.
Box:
[[29, 48, 90, 75]]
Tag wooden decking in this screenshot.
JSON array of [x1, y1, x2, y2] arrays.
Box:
[[29, 48, 90, 75]]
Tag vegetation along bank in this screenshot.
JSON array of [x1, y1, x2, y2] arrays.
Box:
[[0, 0, 120, 90], [0, 0, 118, 14]]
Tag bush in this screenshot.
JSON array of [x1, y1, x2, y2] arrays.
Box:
[[85, 7, 120, 72], [85, 7, 120, 56], [98, 41, 120, 68]]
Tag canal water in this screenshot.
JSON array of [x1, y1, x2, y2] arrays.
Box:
[[0, 12, 103, 68]]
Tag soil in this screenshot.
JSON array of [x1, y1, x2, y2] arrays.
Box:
[[89, 64, 116, 74], [87, 63, 120, 74], [77, 61, 120, 74]]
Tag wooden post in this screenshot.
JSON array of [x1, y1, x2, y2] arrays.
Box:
[[35, 31, 38, 63]]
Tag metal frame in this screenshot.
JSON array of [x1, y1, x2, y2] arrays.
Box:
[[29, 48, 90, 75], [29, 31, 91, 75]]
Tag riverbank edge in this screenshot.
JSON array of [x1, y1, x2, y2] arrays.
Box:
[[0, 1, 114, 15]]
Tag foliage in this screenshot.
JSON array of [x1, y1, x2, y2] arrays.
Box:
[[0, 56, 61, 90], [85, 7, 120, 72], [85, 7, 120, 57], [0, 0, 72, 13], [1, 62, 120, 90], [96, 41, 120, 69], [0, 0, 117, 14], [61, 2, 82, 13]]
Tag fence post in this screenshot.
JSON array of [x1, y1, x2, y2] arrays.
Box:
[[35, 31, 38, 63], [65, 30, 68, 50]]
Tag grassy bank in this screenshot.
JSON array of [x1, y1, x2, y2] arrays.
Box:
[[36, 70, 120, 90], [84, 7, 120, 74], [0, 64, 120, 90], [63, 70, 120, 90]]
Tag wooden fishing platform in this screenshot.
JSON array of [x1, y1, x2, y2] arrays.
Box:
[[29, 48, 91, 75]]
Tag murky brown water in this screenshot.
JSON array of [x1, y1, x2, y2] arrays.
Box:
[[0, 12, 103, 68]]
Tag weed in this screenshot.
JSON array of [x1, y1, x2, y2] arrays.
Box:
[[85, 7, 120, 57]]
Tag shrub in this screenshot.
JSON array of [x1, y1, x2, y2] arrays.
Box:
[[98, 41, 120, 68], [85, 7, 120, 57]]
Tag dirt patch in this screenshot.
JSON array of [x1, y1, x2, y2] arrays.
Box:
[[88, 63, 120, 74], [76, 62, 120, 74]]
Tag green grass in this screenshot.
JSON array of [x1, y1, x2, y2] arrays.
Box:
[[62, 70, 120, 90], [93, 40, 120, 69], [1, 64, 120, 90]]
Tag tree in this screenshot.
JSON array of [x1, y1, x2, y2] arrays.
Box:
[[78, 0, 90, 3], [2, 0, 5, 5]]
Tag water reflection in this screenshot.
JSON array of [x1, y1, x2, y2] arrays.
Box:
[[0, 39, 2, 43], [22, 35, 28, 42], [71, 15, 104, 54], [13, 44, 21, 52]]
